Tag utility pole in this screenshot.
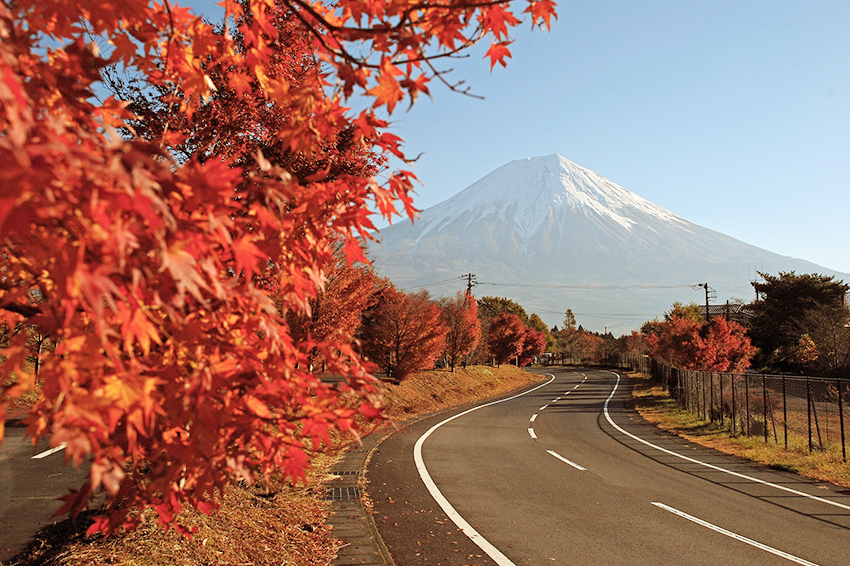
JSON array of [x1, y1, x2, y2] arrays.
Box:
[[462, 273, 478, 296], [698, 282, 716, 321]]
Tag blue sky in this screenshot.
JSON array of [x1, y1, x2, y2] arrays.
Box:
[[185, 1, 850, 273]]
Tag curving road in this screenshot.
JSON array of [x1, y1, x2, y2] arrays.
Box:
[[367, 368, 850, 565]]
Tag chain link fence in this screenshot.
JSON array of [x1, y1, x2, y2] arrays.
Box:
[[618, 354, 848, 462]]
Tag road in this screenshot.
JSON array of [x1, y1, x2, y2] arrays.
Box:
[[0, 423, 88, 563], [367, 368, 850, 565]]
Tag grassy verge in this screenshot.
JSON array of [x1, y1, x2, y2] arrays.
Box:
[[629, 371, 850, 488], [7, 365, 540, 566]]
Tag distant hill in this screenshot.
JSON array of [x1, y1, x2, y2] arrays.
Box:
[[368, 155, 848, 335]]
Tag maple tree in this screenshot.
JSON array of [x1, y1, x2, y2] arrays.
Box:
[[439, 292, 481, 372], [357, 285, 448, 381], [646, 316, 756, 373], [519, 327, 547, 366], [487, 312, 526, 366], [0, 0, 556, 535]]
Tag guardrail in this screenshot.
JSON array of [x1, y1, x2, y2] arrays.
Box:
[[617, 354, 848, 462]]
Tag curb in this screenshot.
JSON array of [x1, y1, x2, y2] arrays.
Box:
[[328, 430, 395, 566]]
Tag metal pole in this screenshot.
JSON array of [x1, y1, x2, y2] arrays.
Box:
[[835, 377, 847, 462], [807, 376, 813, 453], [708, 373, 714, 422], [731, 374, 737, 435], [783, 375, 787, 450], [745, 373, 750, 437], [763, 373, 768, 444]]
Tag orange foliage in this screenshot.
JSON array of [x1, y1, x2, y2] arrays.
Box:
[[0, 0, 555, 535], [357, 285, 448, 381], [439, 292, 481, 371], [488, 313, 526, 366], [647, 317, 756, 373]]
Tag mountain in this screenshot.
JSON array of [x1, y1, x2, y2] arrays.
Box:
[[368, 154, 848, 335]]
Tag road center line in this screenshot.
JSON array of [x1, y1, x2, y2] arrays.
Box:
[[651, 502, 820, 566], [603, 372, 850, 512], [530, 414, 538, 422], [528, 428, 537, 439], [547, 450, 587, 471], [31, 443, 67, 460], [413, 374, 556, 566], [539, 405, 548, 411]]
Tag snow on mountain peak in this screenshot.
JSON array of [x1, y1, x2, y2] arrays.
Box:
[[415, 154, 687, 245]]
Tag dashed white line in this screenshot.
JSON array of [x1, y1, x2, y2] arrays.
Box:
[[31, 443, 67, 460], [528, 428, 538, 439], [530, 414, 538, 422], [414, 374, 556, 566], [539, 405, 549, 411], [652, 502, 820, 566], [547, 450, 587, 471]]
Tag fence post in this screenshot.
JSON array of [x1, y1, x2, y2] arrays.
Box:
[[783, 375, 787, 450], [835, 377, 847, 462], [762, 373, 768, 444], [807, 376, 813, 453], [731, 374, 737, 435], [719, 373, 724, 428], [745, 373, 750, 437], [708, 373, 714, 422]]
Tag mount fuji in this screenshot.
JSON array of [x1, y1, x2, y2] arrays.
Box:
[[369, 154, 848, 335]]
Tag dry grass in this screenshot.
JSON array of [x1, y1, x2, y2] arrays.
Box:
[[630, 372, 850, 488], [5, 365, 540, 566]]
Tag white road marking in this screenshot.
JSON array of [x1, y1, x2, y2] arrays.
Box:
[[530, 414, 538, 422], [546, 450, 587, 471], [31, 443, 67, 460], [603, 372, 850, 512], [414, 374, 556, 566], [552, 397, 561, 403], [539, 405, 548, 411], [528, 428, 537, 439], [652, 502, 820, 566]]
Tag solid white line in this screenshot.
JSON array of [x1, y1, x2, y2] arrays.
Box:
[[602, 372, 850, 512], [528, 428, 537, 439], [651, 502, 820, 566], [530, 414, 538, 422], [31, 442, 67, 459], [413, 374, 557, 566], [547, 450, 587, 471]]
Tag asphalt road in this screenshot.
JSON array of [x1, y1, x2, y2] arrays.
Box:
[[367, 368, 850, 566], [0, 424, 88, 563]]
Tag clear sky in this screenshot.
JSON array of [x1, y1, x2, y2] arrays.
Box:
[[185, 1, 850, 273]]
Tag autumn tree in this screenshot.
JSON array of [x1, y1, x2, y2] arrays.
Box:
[[439, 292, 481, 372], [794, 304, 850, 376], [0, 0, 556, 535], [279, 239, 378, 372], [665, 301, 704, 323], [487, 313, 526, 366], [647, 316, 756, 372], [528, 312, 555, 352], [563, 308, 576, 329], [519, 327, 547, 366], [478, 296, 530, 325], [749, 272, 849, 371], [357, 286, 448, 381]]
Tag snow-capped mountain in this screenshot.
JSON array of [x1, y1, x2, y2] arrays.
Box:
[[369, 155, 848, 334]]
